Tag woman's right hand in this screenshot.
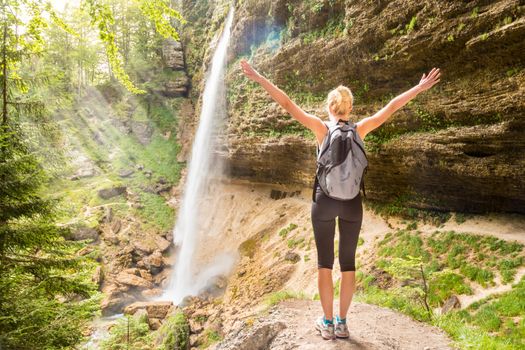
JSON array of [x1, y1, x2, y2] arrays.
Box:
[[417, 67, 441, 92], [240, 59, 263, 83]]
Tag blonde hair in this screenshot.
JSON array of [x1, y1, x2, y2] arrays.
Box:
[[326, 85, 353, 118]]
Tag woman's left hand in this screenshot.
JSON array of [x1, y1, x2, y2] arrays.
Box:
[[240, 59, 262, 83]]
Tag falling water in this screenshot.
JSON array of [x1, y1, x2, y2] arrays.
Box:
[[163, 5, 235, 304]]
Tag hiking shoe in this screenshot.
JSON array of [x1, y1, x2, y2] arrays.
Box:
[[315, 316, 335, 340], [334, 319, 350, 338]]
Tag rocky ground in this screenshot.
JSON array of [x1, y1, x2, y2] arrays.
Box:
[[212, 300, 452, 350]]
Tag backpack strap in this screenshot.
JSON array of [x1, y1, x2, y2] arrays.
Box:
[[313, 120, 330, 202]]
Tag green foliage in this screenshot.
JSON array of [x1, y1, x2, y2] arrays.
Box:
[[263, 290, 308, 308], [360, 230, 525, 349], [198, 329, 222, 349], [428, 271, 472, 305], [85, 0, 186, 94], [300, 14, 346, 44], [154, 312, 191, 350], [287, 237, 305, 249], [470, 6, 479, 18], [0, 125, 100, 349], [375, 229, 525, 312], [136, 191, 175, 231], [100, 314, 151, 350], [390, 16, 417, 35], [279, 223, 298, 238]]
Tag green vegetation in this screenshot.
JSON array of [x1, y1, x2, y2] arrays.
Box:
[[356, 229, 525, 349], [101, 314, 151, 350], [288, 237, 306, 249], [279, 223, 298, 238], [0, 1, 188, 347], [363, 98, 504, 153], [198, 329, 222, 349], [364, 192, 452, 226], [155, 312, 191, 350], [390, 16, 417, 35], [239, 237, 258, 258], [300, 14, 346, 44], [470, 7, 479, 18], [263, 290, 308, 308], [101, 312, 190, 350], [0, 125, 101, 350]]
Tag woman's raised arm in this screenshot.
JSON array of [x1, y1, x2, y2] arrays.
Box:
[[240, 59, 326, 134], [356, 67, 441, 139]]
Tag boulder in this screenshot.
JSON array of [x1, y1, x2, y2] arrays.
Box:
[[116, 272, 154, 289], [143, 250, 164, 274], [214, 321, 286, 350], [441, 295, 460, 314], [68, 226, 99, 241], [154, 235, 172, 252], [162, 39, 184, 69], [119, 169, 135, 178], [124, 301, 174, 319], [98, 186, 127, 200], [111, 219, 122, 234]]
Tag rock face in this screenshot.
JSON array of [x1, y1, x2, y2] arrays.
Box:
[[162, 39, 185, 70], [179, 0, 525, 214]]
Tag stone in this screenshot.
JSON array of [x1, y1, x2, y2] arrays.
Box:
[[68, 226, 99, 242], [101, 292, 136, 316], [141, 288, 163, 299], [115, 272, 154, 289], [92, 266, 103, 286], [214, 321, 286, 350], [131, 121, 153, 145], [124, 301, 174, 319], [143, 250, 164, 274], [119, 169, 135, 178], [284, 251, 300, 264], [111, 219, 121, 234], [104, 206, 113, 223], [441, 295, 460, 314], [154, 235, 172, 252], [133, 240, 156, 255], [148, 317, 162, 330], [162, 39, 184, 69], [98, 186, 127, 200]]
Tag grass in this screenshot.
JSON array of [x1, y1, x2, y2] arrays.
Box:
[[355, 229, 525, 349], [279, 223, 298, 238], [263, 290, 308, 308], [135, 191, 175, 232], [198, 329, 222, 349], [300, 14, 346, 44], [365, 193, 453, 227]]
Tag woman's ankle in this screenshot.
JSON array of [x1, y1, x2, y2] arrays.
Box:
[[323, 316, 333, 325]]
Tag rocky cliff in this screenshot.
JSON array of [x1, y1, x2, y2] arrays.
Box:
[[179, 0, 525, 214]]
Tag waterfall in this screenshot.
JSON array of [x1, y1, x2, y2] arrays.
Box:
[[162, 4, 235, 305]]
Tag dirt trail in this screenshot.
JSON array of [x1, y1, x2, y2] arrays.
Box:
[[214, 299, 452, 350]]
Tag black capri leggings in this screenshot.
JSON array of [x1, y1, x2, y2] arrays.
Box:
[[311, 184, 363, 272]]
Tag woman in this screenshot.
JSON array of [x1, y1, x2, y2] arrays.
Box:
[[240, 59, 441, 340]]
